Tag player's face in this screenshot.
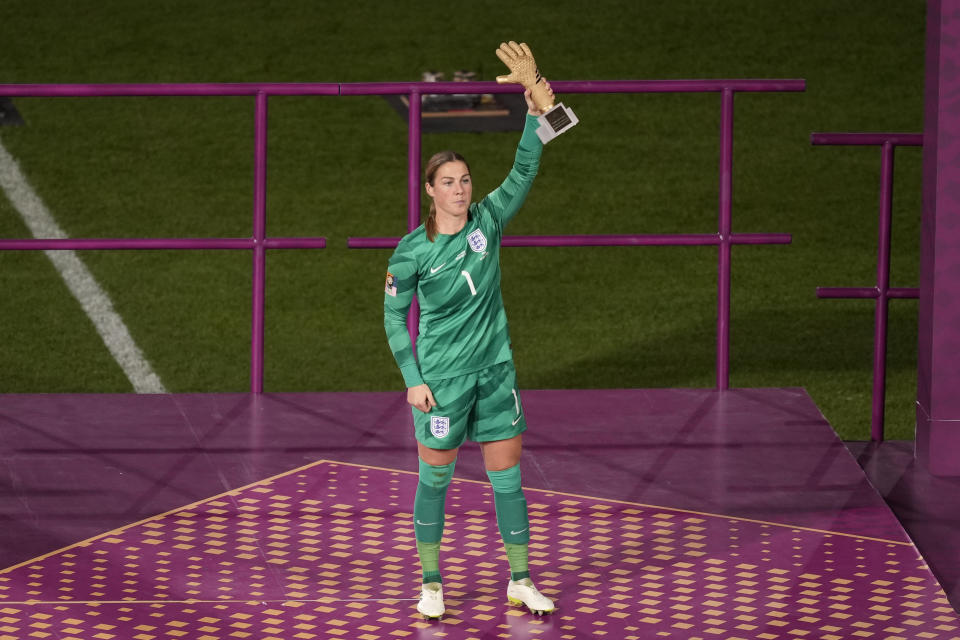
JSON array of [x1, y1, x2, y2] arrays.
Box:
[[426, 161, 472, 219]]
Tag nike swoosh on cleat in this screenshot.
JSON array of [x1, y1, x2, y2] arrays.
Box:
[[416, 520, 440, 526], [430, 263, 446, 274], [509, 527, 528, 535]]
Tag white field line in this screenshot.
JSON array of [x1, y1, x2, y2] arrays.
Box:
[[0, 138, 167, 393]]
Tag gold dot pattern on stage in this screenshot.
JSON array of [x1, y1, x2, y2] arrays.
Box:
[[0, 460, 956, 639]]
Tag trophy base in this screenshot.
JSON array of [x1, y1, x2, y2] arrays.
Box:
[[536, 102, 578, 144]]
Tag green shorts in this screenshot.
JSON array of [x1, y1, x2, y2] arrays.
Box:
[[414, 360, 527, 450]]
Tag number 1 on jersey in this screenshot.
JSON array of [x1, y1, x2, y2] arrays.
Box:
[[460, 270, 477, 296]]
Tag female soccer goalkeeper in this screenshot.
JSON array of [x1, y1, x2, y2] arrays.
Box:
[[383, 82, 557, 620]]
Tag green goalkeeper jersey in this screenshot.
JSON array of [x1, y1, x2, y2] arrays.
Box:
[[384, 114, 543, 387]]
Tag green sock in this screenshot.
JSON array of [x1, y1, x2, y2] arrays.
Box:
[[414, 458, 455, 584], [487, 465, 532, 581], [504, 543, 530, 581], [417, 541, 442, 584]]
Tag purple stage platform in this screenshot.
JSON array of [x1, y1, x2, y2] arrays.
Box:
[[0, 388, 958, 639]]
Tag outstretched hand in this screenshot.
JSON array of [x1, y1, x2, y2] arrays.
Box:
[[407, 383, 437, 413]]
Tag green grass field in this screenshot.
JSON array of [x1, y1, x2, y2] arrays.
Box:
[[0, 0, 926, 440]]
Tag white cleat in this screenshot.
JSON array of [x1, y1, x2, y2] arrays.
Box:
[[417, 582, 445, 619], [506, 578, 556, 615]]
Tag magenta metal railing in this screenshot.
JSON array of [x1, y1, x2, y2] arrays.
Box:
[[349, 79, 804, 390], [0, 79, 804, 392], [811, 132, 922, 441], [0, 83, 335, 392]]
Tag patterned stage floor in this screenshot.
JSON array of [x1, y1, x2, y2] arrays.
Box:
[[1, 459, 957, 640]]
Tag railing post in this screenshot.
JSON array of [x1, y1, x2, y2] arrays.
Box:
[[717, 88, 734, 390], [811, 133, 922, 440], [251, 90, 268, 393], [871, 141, 895, 441], [407, 88, 422, 347]]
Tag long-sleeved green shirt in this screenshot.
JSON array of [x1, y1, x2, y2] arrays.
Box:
[[384, 114, 543, 387]]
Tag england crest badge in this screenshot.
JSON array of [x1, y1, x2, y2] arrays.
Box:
[[430, 416, 450, 439], [467, 229, 487, 253]]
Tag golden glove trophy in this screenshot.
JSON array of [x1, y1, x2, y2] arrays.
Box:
[[495, 41, 578, 144]]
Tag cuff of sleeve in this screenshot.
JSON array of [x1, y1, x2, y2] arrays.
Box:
[[521, 113, 543, 149], [401, 363, 424, 388]]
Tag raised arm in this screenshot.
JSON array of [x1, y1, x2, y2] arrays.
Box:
[[478, 111, 544, 232]]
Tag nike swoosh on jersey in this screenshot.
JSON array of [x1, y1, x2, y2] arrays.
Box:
[[430, 263, 446, 274], [512, 414, 523, 426], [510, 527, 528, 535]]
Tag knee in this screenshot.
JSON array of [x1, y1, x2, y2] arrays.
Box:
[[486, 463, 522, 494], [419, 457, 457, 492]]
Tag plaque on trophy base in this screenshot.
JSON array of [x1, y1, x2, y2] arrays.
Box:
[[536, 102, 578, 143]]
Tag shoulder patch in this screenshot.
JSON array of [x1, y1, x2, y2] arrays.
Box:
[[385, 271, 397, 297]]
